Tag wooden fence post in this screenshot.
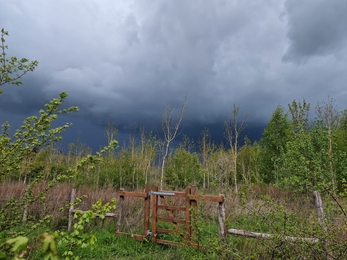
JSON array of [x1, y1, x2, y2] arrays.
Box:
[[116, 188, 125, 232], [185, 186, 192, 241], [218, 194, 226, 240], [313, 191, 332, 260], [22, 204, 28, 223], [68, 188, 76, 232]]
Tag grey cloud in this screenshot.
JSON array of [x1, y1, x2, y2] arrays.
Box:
[[283, 0, 347, 62], [0, 0, 346, 150]]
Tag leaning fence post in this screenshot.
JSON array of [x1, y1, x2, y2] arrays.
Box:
[[68, 188, 76, 232], [218, 194, 226, 240], [117, 188, 125, 232], [313, 191, 326, 228], [313, 191, 332, 260]]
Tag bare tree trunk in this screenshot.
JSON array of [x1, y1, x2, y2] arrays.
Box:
[[160, 95, 187, 190], [316, 98, 340, 195], [160, 142, 170, 190], [223, 104, 248, 193]]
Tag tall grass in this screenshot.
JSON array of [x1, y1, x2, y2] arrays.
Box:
[[1, 182, 346, 259]]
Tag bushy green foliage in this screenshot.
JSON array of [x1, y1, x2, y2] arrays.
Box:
[[55, 199, 116, 260], [165, 148, 202, 189], [0, 29, 119, 259], [237, 139, 261, 184], [276, 125, 330, 192], [0, 92, 79, 182], [259, 106, 292, 184]]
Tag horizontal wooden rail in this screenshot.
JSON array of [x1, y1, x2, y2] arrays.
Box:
[[157, 217, 186, 224], [115, 232, 146, 241], [118, 191, 147, 198], [68, 188, 118, 232], [157, 205, 186, 211], [227, 229, 319, 243], [189, 195, 224, 203], [155, 191, 186, 197]]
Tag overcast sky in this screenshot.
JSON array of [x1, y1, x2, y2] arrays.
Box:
[[0, 0, 346, 151]]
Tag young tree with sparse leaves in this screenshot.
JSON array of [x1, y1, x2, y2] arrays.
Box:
[[223, 104, 248, 193], [0, 29, 38, 92], [160, 95, 187, 190]]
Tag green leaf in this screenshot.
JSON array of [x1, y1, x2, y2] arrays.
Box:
[[0, 252, 7, 259], [6, 236, 28, 253]]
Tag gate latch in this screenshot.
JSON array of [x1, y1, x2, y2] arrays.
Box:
[[148, 191, 175, 196]]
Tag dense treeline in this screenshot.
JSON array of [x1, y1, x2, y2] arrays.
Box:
[[5, 97, 346, 195]]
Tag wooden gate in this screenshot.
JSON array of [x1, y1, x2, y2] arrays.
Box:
[[116, 184, 225, 246]]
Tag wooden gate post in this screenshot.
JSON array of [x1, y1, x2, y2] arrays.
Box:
[[218, 194, 226, 239], [151, 185, 159, 243], [190, 186, 197, 242], [116, 188, 124, 232], [143, 184, 151, 237]]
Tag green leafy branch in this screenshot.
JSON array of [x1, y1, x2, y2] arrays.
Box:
[[55, 199, 116, 260], [0, 28, 38, 91], [0, 92, 79, 180]]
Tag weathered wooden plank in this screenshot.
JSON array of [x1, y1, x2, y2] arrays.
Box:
[[159, 196, 181, 234], [157, 205, 186, 211], [169, 192, 186, 197], [133, 234, 146, 241], [115, 231, 145, 242], [189, 194, 224, 202], [227, 229, 319, 243], [157, 217, 186, 224], [117, 190, 147, 198]]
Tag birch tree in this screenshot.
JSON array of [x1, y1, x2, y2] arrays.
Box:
[[316, 97, 340, 193], [223, 104, 248, 193], [160, 95, 187, 190]]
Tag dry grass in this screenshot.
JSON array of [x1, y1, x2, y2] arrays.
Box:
[[0, 182, 346, 241]]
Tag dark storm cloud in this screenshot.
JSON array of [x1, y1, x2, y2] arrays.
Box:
[[0, 74, 50, 115], [283, 0, 347, 62], [0, 0, 346, 150]]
